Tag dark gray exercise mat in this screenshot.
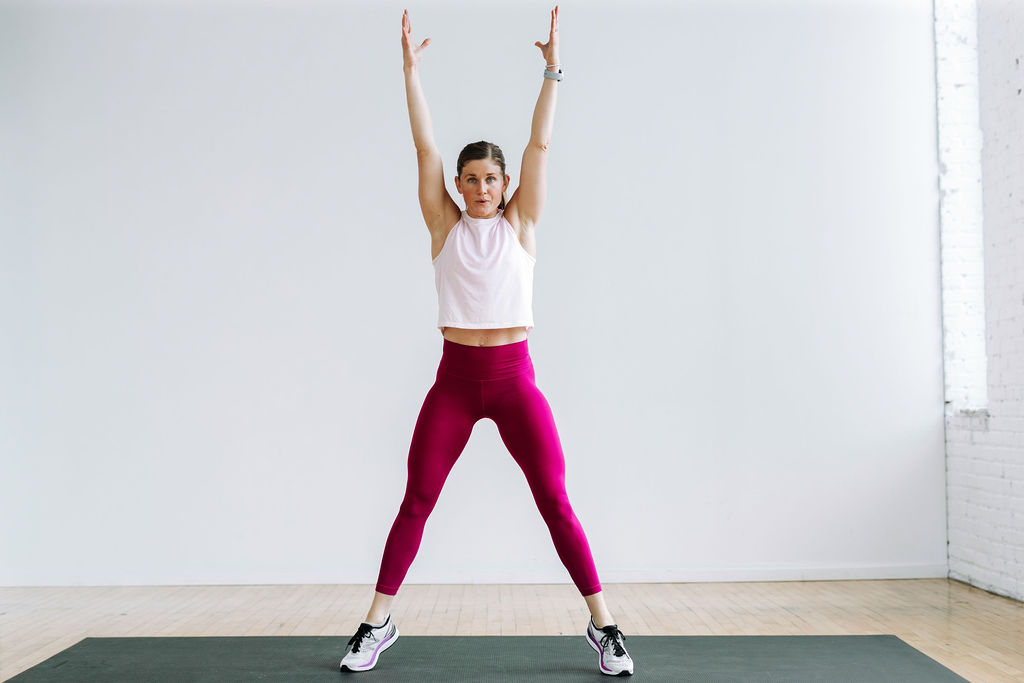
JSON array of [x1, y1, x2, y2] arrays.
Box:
[[7, 634, 968, 682]]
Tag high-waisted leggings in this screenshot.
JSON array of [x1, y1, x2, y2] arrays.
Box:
[[374, 338, 602, 597]]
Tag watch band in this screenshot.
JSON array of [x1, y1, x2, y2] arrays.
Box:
[[543, 68, 563, 81]]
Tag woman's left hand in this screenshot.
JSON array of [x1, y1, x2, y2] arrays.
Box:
[[534, 5, 560, 66]]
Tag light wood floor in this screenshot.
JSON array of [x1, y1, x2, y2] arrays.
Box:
[[2, 579, 1022, 681]]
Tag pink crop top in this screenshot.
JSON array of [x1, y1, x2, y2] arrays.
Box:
[[432, 209, 536, 333]]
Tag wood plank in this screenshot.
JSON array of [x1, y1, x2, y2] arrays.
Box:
[[1, 579, 1021, 681]]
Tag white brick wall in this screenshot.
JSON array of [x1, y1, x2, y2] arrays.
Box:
[[940, 0, 1024, 602], [936, 0, 989, 413]]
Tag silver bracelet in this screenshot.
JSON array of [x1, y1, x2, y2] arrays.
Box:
[[546, 63, 561, 68]]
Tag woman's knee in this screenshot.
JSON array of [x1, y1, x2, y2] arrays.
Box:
[[398, 487, 439, 520], [532, 488, 575, 522]]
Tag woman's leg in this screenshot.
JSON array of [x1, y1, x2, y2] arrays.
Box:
[[485, 368, 604, 599], [584, 590, 616, 628], [365, 591, 395, 625], [374, 371, 480, 597]]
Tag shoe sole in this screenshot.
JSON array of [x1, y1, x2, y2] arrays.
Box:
[[586, 628, 633, 676], [340, 626, 400, 672]]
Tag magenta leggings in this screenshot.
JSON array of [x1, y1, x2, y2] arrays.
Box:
[[374, 338, 602, 597]]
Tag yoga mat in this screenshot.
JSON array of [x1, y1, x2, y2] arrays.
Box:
[[8, 634, 968, 682]]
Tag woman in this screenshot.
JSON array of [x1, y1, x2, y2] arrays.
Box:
[[340, 7, 634, 676]]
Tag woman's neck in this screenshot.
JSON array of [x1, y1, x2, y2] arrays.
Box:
[[466, 207, 501, 220]]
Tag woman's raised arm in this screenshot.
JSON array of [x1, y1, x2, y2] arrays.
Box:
[[506, 5, 560, 232], [402, 9, 459, 234]]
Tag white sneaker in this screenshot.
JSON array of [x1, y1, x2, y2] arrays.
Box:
[[586, 616, 634, 676], [339, 614, 399, 672]]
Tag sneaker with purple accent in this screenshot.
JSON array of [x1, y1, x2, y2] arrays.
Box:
[[586, 616, 634, 676], [339, 614, 399, 672]]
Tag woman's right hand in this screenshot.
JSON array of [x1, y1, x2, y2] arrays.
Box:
[[402, 9, 431, 69]]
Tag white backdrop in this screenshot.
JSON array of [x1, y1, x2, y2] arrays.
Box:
[[0, 0, 947, 586]]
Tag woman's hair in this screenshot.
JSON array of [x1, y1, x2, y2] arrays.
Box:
[[457, 141, 509, 210]]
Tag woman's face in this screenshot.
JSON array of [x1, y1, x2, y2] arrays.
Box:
[[455, 158, 510, 218]]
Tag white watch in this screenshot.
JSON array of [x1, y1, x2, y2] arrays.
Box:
[[543, 68, 563, 81]]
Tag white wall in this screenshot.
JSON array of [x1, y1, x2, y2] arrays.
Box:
[[0, 0, 947, 587], [944, 0, 1024, 603]]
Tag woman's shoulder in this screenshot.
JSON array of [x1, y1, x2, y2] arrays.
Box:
[[501, 205, 531, 234], [429, 205, 464, 238]]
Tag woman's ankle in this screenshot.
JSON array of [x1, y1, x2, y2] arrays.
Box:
[[365, 612, 389, 626]]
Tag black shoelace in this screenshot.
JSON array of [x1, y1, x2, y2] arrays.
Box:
[[347, 622, 378, 653], [598, 625, 627, 657]]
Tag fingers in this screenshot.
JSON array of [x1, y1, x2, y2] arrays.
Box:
[[539, 5, 558, 45]]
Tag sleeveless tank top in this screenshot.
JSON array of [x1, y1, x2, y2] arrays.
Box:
[[432, 208, 536, 333]]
